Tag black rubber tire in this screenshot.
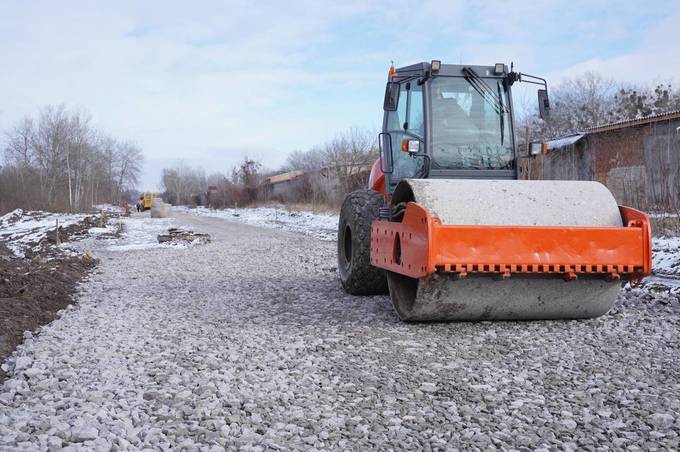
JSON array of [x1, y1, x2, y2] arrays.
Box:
[[337, 189, 389, 295]]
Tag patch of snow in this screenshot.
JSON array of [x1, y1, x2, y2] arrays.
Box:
[[55, 243, 85, 258], [641, 275, 680, 295], [0, 208, 24, 224], [106, 217, 189, 251], [178, 206, 338, 241], [88, 227, 113, 235], [94, 204, 125, 214], [106, 217, 174, 251], [648, 212, 680, 219], [0, 210, 89, 257], [652, 236, 680, 277]]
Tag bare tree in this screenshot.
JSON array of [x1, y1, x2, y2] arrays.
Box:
[[526, 73, 680, 141], [114, 141, 143, 203], [1, 105, 143, 213], [282, 147, 326, 172], [3, 117, 36, 205], [322, 128, 378, 201], [613, 83, 680, 119], [232, 156, 262, 203], [539, 72, 618, 138], [161, 162, 207, 205]]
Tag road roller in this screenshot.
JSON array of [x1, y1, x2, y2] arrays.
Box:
[[337, 61, 652, 321]]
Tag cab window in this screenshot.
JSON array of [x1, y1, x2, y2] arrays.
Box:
[[385, 82, 425, 181]]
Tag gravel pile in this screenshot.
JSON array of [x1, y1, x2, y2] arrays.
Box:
[[0, 211, 678, 450]]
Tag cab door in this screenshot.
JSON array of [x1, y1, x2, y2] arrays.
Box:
[[382, 80, 425, 189]]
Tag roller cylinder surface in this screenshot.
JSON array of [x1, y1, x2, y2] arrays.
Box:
[[387, 179, 623, 321]]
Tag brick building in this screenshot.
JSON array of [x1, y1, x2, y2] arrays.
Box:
[[523, 110, 680, 212]]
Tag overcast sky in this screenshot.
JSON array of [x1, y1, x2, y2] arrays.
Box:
[[1, 0, 678, 189]]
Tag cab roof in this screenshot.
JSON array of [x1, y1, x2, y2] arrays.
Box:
[[393, 62, 507, 80]]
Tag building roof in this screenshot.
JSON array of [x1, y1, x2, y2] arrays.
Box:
[[545, 133, 586, 150], [587, 109, 680, 134], [545, 109, 680, 150], [266, 170, 304, 185]]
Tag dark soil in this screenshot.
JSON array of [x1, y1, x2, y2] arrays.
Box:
[[0, 217, 102, 382]]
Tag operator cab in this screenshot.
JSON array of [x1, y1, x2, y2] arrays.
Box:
[[380, 61, 549, 191]]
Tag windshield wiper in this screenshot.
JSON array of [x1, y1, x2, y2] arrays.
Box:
[[462, 75, 500, 114], [497, 80, 505, 146], [462, 67, 509, 146], [462, 67, 510, 113]]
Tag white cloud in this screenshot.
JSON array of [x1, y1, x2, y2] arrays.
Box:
[[550, 7, 680, 84]]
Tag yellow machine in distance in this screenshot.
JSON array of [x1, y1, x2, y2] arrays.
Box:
[[139, 192, 156, 211]]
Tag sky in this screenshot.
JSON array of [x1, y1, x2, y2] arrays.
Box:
[[1, 0, 678, 189]]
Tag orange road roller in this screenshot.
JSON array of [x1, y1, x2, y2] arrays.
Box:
[[337, 61, 652, 321]]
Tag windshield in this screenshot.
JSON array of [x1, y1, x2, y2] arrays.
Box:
[[430, 77, 513, 170]]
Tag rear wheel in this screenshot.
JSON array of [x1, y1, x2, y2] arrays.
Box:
[[338, 189, 389, 295]]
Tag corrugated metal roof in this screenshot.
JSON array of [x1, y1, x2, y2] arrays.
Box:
[[545, 133, 586, 150], [587, 109, 680, 133], [267, 170, 304, 184]]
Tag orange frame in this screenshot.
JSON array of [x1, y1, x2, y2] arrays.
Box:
[[371, 202, 652, 283]]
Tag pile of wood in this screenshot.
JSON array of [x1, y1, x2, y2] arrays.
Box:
[[157, 228, 210, 245]]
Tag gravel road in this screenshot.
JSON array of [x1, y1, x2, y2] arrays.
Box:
[[1, 211, 679, 450]]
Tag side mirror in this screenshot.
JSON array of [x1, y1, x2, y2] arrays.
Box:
[[378, 132, 393, 173], [538, 89, 550, 119], [383, 82, 400, 111]]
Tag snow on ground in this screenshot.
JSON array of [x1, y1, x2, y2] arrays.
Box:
[[103, 214, 202, 252], [0, 209, 89, 257], [105, 217, 178, 252], [94, 204, 125, 214], [649, 212, 680, 218], [644, 235, 680, 295], [177, 206, 338, 241], [0, 209, 202, 257], [88, 227, 113, 235], [653, 236, 680, 276]]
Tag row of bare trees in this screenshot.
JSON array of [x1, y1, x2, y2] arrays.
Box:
[[280, 127, 378, 205], [161, 163, 206, 206], [160, 158, 264, 207], [240, 127, 378, 208], [159, 128, 378, 209], [1, 105, 143, 213]]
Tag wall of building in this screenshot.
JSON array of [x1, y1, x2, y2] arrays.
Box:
[[524, 117, 680, 212], [531, 142, 592, 182]]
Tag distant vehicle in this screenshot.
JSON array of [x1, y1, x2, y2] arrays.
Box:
[[139, 192, 157, 211]]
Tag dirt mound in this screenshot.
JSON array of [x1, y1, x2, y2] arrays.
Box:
[[28, 215, 100, 256], [0, 219, 101, 382]]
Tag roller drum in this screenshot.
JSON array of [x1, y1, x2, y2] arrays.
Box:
[[387, 179, 623, 321]]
